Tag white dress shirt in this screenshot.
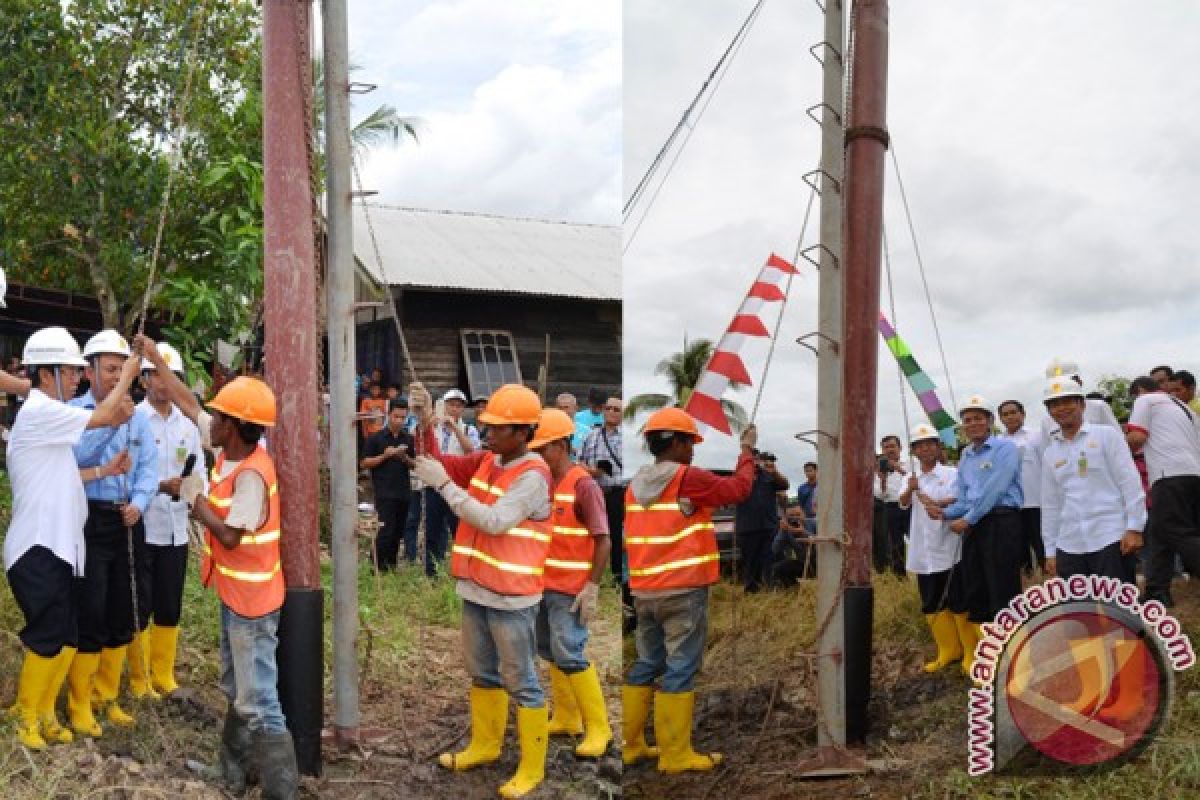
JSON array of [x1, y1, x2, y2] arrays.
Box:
[[873, 464, 908, 504], [998, 425, 1043, 508], [900, 463, 960, 574], [1040, 423, 1146, 558], [139, 399, 206, 546], [1127, 391, 1200, 484]]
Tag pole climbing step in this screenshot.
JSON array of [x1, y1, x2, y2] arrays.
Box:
[[801, 167, 841, 197], [794, 429, 839, 449], [799, 243, 839, 271]]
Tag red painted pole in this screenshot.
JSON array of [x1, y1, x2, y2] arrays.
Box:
[[263, 0, 320, 590], [840, 0, 888, 745], [262, 0, 324, 775]]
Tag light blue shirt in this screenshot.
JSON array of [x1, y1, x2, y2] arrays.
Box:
[[943, 435, 1023, 526], [573, 408, 603, 452], [70, 390, 159, 513]]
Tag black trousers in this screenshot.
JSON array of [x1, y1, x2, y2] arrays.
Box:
[[372, 495, 410, 571], [77, 507, 144, 653], [1019, 507, 1044, 571], [883, 502, 909, 576], [736, 529, 773, 592], [961, 509, 1024, 624], [872, 499, 889, 573], [145, 542, 188, 627], [916, 566, 965, 614], [1056, 541, 1137, 583], [1144, 476, 1200, 597], [604, 485, 633, 607], [8, 545, 78, 657]]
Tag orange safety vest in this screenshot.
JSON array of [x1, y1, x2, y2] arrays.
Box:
[[202, 446, 285, 618], [624, 464, 719, 591], [544, 465, 598, 596], [450, 453, 553, 596]]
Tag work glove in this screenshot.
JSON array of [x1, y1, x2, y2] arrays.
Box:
[[570, 581, 600, 626], [412, 455, 451, 491], [180, 473, 205, 510], [408, 382, 434, 425], [739, 423, 758, 451]]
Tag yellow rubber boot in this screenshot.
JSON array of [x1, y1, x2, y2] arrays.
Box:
[[654, 691, 722, 774], [38, 647, 75, 744], [14, 650, 54, 750], [567, 665, 612, 758], [923, 611, 965, 673], [621, 684, 658, 765], [127, 631, 160, 700], [546, 664, 582, 736], [67, 652, 103, 738], [955, 614, 981, 678], [93, 646, 135, 726], [497, 705, 549, 799], [438, 687, 508, 771], [148, 624, 181, 695]]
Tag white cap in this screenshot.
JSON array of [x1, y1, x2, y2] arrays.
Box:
[[82, 329, 131, 359], [1045, 357, 1081, 380], [23, 327, 88, 367], [1043, 376, 1085, 403], [909, 422, 940, 444], [142, 342, 184, 373], [959, 394, 992, 417], [443, 388, 468, 403]]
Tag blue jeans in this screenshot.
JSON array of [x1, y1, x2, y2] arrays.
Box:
[[403, 491, 423, 563], [626, 587, 709, 692], [219, 603, 287, 734], [461, 599, 544, 708], [535, 590, 590, 673], [424, 488, 457, 576]]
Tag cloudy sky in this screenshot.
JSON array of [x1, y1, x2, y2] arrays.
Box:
[[344, 0, 620, 225], [624, 0, 1200, 478]]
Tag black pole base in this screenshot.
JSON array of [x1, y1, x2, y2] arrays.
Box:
[[844, 585, 873, 745], [277, 586, 324, 777]]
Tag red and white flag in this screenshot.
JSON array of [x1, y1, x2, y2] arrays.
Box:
[[684, 253, 798, 434]]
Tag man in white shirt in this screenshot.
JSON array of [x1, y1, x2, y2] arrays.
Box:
[[5, 327, 137, 750], [998, 400, 1045, 574], [134, 342, 205, 697], [898, 424, 964, 674], [1041, 378, 1145, 582], [1126, 375, 1200, 603], [872, 434, 908, 576]]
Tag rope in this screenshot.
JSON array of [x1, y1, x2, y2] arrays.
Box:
[[134, 0, 211, 338], [882, 223, 913, 449], [888, 143, 956, 412], [623, 0, 767, 254]]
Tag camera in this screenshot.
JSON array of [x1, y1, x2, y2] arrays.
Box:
[[596, 459, 614, 477], [878, 456, 892, 474]]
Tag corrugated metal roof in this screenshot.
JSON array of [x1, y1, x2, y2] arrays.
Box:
[[352, 205, 620, 301]]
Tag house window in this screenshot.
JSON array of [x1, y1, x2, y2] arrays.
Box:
[[460, 330, 522, 399]]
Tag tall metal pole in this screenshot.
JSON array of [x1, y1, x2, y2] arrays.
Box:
[[840, 0, 889, 746], [813, 0, 848, 758], [263, 0, 323, 775], [323, 0, 360, 747]]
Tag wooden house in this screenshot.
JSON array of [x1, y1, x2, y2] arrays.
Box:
[[352, 206, 621, 404]]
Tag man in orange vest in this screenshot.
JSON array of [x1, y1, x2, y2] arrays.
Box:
[[623, 408, 755, 774], [136, 336, 297, 800], [409, 382, 555, 799], [527, 409, 612, 758]]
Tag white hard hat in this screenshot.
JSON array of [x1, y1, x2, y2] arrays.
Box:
[[1043, 376, 1085, 403], [1045, 357, 1081, 380], [82, 329, 132, 359], [909, 422, 940, 444], [442, 388, 468, 403], [0, 265, 7, 309], [142, 342, 184, 373], [23, 327, 88, 367], [959, 394, 992, 417]]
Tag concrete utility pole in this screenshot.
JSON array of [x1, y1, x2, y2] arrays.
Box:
[[840, 0, 889, 746], [263, 0, 323, 775], [322, 0, 361, 747]]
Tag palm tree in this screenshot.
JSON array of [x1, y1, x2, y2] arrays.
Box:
[[312, 56, 423, 160], [625, 338, 750, 432]]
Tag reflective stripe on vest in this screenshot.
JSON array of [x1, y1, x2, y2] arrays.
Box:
[[543, 465, 597, 595], [202, 445, 286, 617], [449, 453, 553, 596], [623, 464, 720, 591]]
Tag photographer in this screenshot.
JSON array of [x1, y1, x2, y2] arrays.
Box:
[[734, 449, 789, 592], [872, 434, 909, 577]]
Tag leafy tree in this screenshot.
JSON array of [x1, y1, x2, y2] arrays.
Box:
[[625, 338, 749, 433], [1097, 374, 1133, 423], [0, 0, 262, 334]]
